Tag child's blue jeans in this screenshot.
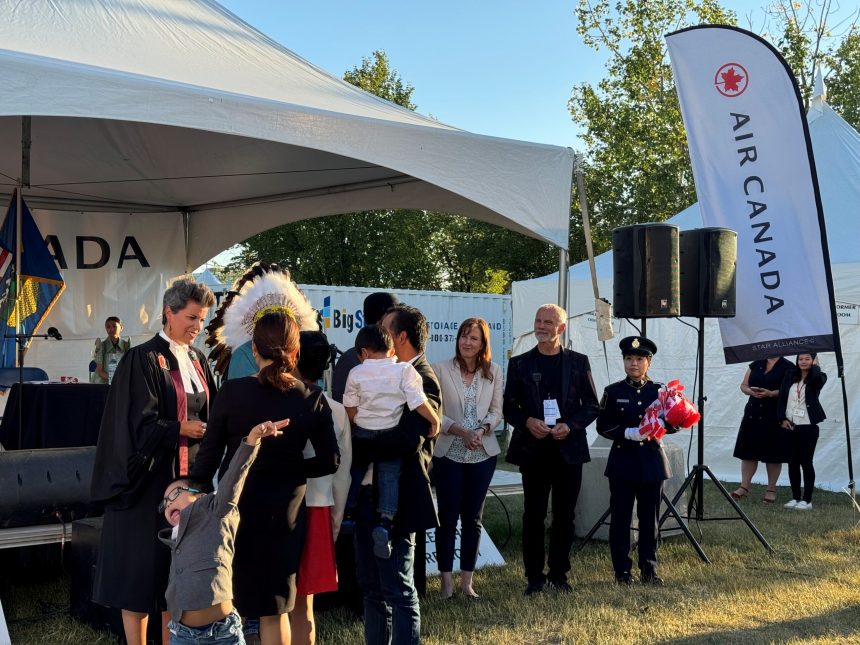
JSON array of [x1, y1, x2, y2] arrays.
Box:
[[168, 609, 245, 644], [348, 426, 401, 517]]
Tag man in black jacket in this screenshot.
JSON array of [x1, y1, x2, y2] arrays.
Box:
[[504, 304, 599, 596], [352, 304, 439, 645]]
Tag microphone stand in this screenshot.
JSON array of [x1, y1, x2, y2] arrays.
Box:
[[4, 331, 59, 450]]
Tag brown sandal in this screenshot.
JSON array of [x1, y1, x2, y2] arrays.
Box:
[[762, 489, 777, 504], [730, 486, 750, 500]]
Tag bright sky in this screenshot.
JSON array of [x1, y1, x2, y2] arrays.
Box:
[[216, 0, 803, 150], [218, 0, 588, 148], [205, 0, 850, 269]]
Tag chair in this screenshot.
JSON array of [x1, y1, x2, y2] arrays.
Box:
[[0, 366, 50, 390]]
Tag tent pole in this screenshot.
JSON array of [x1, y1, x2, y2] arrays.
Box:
[[837, 364, 856, 506], [558, 247, 569, 346], [574, 153, 600, 302]]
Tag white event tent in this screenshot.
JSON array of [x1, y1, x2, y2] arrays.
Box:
[[0, 0, 574, 380], [511, 93, 860, 492]]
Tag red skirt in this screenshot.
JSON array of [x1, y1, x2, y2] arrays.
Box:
[[296, 506, 338, 596]]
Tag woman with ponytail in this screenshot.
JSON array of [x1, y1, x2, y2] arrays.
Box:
[[191, 310, 339, 644]]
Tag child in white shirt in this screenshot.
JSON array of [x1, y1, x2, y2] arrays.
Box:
[[342, 324, 439, 558]]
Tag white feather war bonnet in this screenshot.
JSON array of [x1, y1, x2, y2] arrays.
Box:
[[205, 262, 318, 376]]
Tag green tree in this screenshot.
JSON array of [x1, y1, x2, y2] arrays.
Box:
[[570, 0, 859, 252], [569, 0, 735, 257], [232, 50, 558, 292], [763, 0, 858, 116], [827, 29, 860, 129], [343, 50, 417, 109]]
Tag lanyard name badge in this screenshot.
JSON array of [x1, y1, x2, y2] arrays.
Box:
[[792, 381, 806, 419], [543, 398, 560, 426], [533, 371, 560, 426]]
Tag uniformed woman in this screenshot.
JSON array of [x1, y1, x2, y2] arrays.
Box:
[[596, 336, 677, 586]]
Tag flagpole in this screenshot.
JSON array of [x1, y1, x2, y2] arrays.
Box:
[[17, 116, 30, 355]]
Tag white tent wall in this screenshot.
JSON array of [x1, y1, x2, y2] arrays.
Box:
[[511, 99, 860, 492]]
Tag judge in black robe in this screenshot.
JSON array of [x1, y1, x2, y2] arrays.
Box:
[[90, 279, 216, 644]]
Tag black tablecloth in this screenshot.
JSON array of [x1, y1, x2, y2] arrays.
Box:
[[0, 383, 109, 449]]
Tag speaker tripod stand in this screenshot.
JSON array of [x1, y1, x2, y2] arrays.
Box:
[[577, 486, 710, 563], [657, 317, 773, 556]]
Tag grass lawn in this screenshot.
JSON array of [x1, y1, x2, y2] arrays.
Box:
[[5, 483, 860, 644]]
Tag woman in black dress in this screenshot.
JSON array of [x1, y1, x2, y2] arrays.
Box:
[[191, 310, 339, 644], [90, 278, 217, 645], [731, 355, 794, 504]]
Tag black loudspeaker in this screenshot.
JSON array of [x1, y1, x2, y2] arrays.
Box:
[[0, 447, 96, 528], [612, 224, 680, 318], [679, 228, 737, 317]]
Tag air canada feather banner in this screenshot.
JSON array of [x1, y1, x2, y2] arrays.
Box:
[[666, 25, 839, 364]]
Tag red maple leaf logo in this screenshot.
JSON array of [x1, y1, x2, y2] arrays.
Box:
[[714, 63, 749, 97], [721, 67, 744, 93]]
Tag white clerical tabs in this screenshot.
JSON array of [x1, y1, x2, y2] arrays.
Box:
[[543, 399, 560, 426]]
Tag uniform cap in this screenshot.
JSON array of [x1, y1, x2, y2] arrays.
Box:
[[619, 336, 657, 357]]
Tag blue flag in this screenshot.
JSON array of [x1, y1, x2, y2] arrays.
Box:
[[0, 192, 65, 368]]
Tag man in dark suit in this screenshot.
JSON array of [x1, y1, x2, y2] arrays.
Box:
[[504, 304, 599, 596], [352, 304, 439, 645], [596, 336, 677, 586]]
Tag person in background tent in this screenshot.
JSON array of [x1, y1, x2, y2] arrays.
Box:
[[431, 317, 503, 600], [290, 330, 352, 645], [331, 292, 399, 403], [778, 353, 827, 510], [90, 278, 218, 645], [92, 316, 131, 384], [504, 304, 599, 597], [596, 336, 679, 586], [731, 355, 794, 505]]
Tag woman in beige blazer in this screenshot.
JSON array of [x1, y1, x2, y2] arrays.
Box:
[[432, 317, 503, 600]]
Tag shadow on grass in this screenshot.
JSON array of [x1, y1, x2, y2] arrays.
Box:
[[657, 604, 860, 644]]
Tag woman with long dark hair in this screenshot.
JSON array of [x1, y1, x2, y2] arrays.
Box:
[[778, 353, 827, 510], [432, 317, 503, 600], [192, 310, 339, 645]]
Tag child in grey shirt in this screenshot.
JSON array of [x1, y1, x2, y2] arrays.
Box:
[[158, 419, 287, 644]]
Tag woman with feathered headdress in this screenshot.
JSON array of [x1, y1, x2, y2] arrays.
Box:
[[205, 262, 317, 380], [191, 267, 338, 644]]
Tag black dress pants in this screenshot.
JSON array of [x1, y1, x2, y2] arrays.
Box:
[[608, 478, 662, 576], [788, 424, 819, 503], [520, 452, 583, 584]]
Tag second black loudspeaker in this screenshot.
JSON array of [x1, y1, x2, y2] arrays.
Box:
[[679, 228, 737, 317], [612, 224, 680, 318]]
